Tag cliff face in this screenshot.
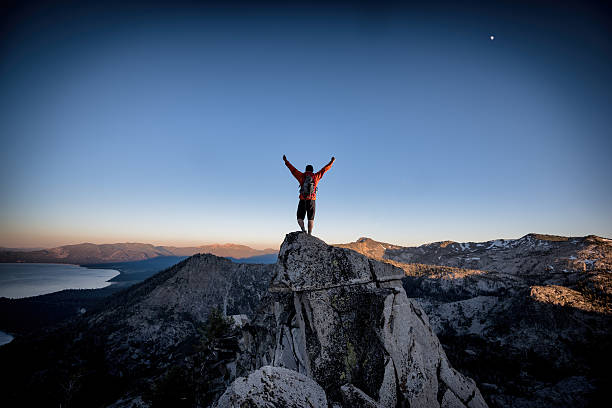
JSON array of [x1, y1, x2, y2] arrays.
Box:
[[222, 232, 487, 407]]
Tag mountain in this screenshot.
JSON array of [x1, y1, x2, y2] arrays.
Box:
[[0, 253, 276, 407], [1, 232, 608, 407], [228, 253, 278, 264], [333, 236, 403, 259], [0, 246, 46, 252], [0, 242, 278, 264], [341, 233, 610, 282], [0, 233, 485, 408], [336, 233, 611, 407], [162, 243, 277, 259], [0, 254, 278, 337]]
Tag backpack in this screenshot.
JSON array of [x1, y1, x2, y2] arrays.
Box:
[[300, 173, 316, 197]]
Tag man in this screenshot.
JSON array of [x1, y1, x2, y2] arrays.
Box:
[[283, 155, 335, 235]]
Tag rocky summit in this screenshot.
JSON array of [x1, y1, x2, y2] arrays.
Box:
[[223, 232, 487, 407]]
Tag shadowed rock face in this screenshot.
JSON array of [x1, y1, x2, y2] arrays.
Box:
[[90, 254, 275, 374], [0, 252, 278, 408], [337, 235, 612, 407], [254, 232, 487, 407]]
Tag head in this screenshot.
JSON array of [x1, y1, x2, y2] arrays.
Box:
[[305, 164, 313, 172]]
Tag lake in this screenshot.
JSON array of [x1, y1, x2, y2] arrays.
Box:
[[0, 263, 120, 299], [0, 330, 13, 346]]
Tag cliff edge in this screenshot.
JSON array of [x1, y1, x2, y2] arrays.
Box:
[[219, 232, 488, 407]]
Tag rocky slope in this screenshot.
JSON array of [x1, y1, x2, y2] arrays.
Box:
[[0, 242, 277, 264], [337, 234, 611, 407], [222, 232, 487, 407], [0, 254, 275, 407], [89, 254, 275, 375]]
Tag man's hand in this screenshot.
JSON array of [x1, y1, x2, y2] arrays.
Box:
[[283, 155, 287, 161], [331, 156, 335, 162]]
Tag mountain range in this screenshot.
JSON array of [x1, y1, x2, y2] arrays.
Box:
[[0, 232, 609, 407], [0, 233, 487, 408], [336, 233, 611, 406], [0, 242, 278, 264]]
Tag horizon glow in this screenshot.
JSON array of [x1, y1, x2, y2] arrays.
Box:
[[1, 1, 611, 250]]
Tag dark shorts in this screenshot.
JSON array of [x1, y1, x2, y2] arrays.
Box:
[[297, 199, 316, 220]]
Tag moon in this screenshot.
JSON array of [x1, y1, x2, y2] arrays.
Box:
[[490, 35, 495, 40]]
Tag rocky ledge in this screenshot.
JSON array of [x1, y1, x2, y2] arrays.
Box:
[[223, 232, 488, 407]]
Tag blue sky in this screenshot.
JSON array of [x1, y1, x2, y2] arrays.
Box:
[[1, 1, 611, 249]]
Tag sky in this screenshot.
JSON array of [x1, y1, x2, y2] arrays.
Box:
[[1, 0, 611, 249]]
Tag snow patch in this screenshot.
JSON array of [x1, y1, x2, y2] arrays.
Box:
[[486, 240, 506, 249]]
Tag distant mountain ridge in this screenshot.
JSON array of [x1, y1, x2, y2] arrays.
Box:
[[0, 247, 46, 252], [0, 242, 277, 265], [336, 232, 611, 406], [337, 233, 611, 283]]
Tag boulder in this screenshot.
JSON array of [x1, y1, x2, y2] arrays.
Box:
[[214, 365, 327, 408]]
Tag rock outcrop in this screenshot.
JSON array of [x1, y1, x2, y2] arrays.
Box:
[[338, 234, 612, 407], [233, 232, 487, 407], [214, 366, 328, 408]]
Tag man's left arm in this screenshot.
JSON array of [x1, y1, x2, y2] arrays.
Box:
[[315, 157, 335, 180]]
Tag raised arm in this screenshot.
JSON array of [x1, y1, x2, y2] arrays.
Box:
[[283, 155, 303, 182], [315, 156, 335, 179]]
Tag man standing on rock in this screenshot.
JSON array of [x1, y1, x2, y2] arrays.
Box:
[[283, 155, 335, 235]]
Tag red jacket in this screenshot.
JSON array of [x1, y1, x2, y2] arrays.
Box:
[[284, 158, 334, 200]]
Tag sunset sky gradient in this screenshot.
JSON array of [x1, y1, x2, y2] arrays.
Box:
[[1, 1, 611, 249]]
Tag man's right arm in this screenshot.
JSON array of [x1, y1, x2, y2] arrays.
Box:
[[283, 155, 303, 182]]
